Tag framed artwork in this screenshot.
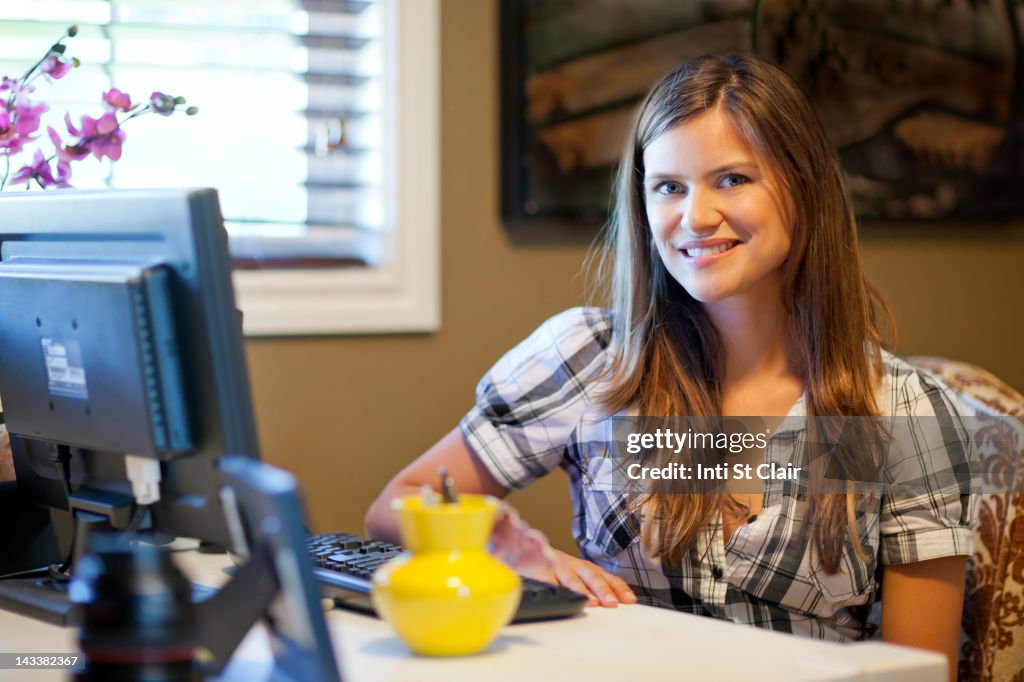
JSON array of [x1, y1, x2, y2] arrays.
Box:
[[500, 0, 1023, 226]]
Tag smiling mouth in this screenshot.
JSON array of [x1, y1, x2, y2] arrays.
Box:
[[682, 241, 740, 258]]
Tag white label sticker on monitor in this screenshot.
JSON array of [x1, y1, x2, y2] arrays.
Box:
[[41, 337, 89, 399]]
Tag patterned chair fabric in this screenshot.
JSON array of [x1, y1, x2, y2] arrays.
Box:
[[909, 357, 1024, 682]]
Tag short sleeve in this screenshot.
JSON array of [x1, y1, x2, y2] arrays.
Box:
[[878, 365, 978, 565], [459, 307, 612, 491]]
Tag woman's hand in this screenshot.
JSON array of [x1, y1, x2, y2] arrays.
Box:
[[488, 503, 636, 608], [539, 548, 638, 607], [0, 426, 14, 483]]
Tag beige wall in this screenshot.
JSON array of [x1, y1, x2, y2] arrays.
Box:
[[245, 0, 1024, 552]]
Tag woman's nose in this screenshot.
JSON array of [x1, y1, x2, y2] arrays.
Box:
[[681, 189, 723, 235]]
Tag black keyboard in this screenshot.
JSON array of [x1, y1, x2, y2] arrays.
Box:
[[306, 531, 588, 623]]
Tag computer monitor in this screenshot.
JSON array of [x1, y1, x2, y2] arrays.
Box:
[[0, 188, 340, 680], [0, 187, 257, 558]]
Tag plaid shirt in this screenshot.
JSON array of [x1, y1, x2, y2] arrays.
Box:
[[460, 307, 975, 642]]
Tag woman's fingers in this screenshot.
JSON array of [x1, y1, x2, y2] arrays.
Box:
[[575, 564, 624, 607], [485, 505, 636, 608], [554, 563, 600, 606], [606, 572, 638, 604], [550, 551, 636, 608]]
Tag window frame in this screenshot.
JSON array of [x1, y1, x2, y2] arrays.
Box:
[[232, 0, 440, 336]]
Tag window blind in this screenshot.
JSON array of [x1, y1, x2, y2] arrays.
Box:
[[0, 0, 387, 269]]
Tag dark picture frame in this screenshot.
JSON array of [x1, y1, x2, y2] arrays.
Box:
[[500, 0, 1024, 228]]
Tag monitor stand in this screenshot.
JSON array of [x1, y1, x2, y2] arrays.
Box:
[[0, 572, 73, 624], [0, 493, 129, 624]]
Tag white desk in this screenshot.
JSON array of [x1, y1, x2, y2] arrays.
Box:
[[1, 548, 946, 682]]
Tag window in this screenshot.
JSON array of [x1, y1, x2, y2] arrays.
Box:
[[0, 0, 439, 335]]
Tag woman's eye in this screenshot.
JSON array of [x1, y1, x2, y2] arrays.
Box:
[[720, 174, 750, 188], [655, 181, 684, 195]]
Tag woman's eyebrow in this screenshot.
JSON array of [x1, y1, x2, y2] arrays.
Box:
[[644, 173, 680, 182], [705, 161, 758, 175], [645, 161, 759, 182]]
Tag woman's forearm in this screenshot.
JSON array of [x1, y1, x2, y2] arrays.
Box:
[[364, 427, 510, 543], [364, 481, 421, 543]]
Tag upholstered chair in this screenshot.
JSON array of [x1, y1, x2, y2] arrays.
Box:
[[908, 357, 1024, 682]]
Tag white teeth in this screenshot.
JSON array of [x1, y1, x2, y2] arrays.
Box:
[[684, 242, 736, 258]]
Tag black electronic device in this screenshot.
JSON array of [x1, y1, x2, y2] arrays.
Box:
[[206, 456, 340, 681], [0, 189, 340, 681], [307, 531, 589, 623], [0, 188, 255, 546], [0, 188, 255, 624]]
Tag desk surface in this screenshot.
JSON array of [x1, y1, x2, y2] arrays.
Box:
[[1, 547, 946, 682]]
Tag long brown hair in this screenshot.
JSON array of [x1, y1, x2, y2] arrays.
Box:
[[592, 54, 894, 573]]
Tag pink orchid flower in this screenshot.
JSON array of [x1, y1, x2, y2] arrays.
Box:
[[0, 110, 26, 153], [0, 96, 48, 154], [64, 112, 81, 137], [9, 149, 57, 187], [41, 55, 71, 80], [47, 126, 89, 163], [46, 125, 86, 186], [102, 88, 132, 112], [12, 93, 49, 138], [80, 112, 125, 161]]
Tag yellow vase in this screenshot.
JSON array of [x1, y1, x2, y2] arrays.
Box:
[[371, 493, 521, 656]]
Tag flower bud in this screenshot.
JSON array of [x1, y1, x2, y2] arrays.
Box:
[[149, 92, 176, 116], [41, 56, 71, 80], [185, 106, 199, 116], [52, 44, 67, 55], [174, 96, 186, 105], [67, 25, 79, 37], [72, 58, 81, 68]]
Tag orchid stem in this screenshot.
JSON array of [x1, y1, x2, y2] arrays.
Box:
[[20, 39, 66, 84]]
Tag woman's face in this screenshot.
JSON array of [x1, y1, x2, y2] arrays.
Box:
[[643, 107, 794, 306]]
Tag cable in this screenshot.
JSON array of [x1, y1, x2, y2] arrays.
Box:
[[118, 503, 150, 545], [49, 445, 75, 580]]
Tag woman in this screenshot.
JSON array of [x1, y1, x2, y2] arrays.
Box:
[[366, 54, 973, 678]]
